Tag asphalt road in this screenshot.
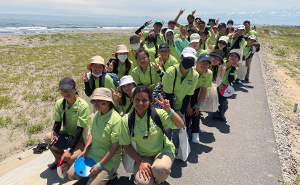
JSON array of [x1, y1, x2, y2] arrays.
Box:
[[1, 53, 282, 185]]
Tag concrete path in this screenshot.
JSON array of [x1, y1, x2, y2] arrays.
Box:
[[0, 53, 282, 185]]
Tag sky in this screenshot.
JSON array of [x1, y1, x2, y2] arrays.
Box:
[[0, 0, 300, 25]]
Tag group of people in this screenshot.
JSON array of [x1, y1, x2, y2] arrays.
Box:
[[43, 9, 260, 185]]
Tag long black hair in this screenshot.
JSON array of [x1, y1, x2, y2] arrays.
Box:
[[120, 82, 136, 106], [112, 53, 131, 76], [132, 85, 152, 139], [215, 43, 229, 57], [140, 29, 158, 59]]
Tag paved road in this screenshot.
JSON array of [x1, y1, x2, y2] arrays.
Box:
[[1, 53, 282, 185]]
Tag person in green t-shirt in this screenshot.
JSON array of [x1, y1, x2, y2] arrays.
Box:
[[107, 45, 134, 79], [135, 20, 165, 45], [155, 43, 179, 73], [165, 29, 189, 61], [214, 23, 227, 45], [112, 75, 137, 115], [243, 20, 258, 41], [168, 20, 176, 30], [185, 54, 213, 143], [140, 29, 159, 62], [67, 88, 122, 184], [189, 33, 201, 56], [242, 35, 257, 82], [44, 77, 90, 170], [128, 35, 141, 68], [174, 9, 197, 30], [228, 25, 246, 50], [213, 49, 240, 122], [175, 26, 188, 39], [119, 85, 184, 185], [199, 28, 215, 54]]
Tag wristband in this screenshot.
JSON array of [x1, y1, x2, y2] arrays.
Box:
[[229, 73, 234, 75], [194, 104, 200, 109], [220, 76, 223, 79], [168, 109, 175, 117], [51, 130, 56, 133], [96, 162, 102, 170], [158, 71, 163, 75]]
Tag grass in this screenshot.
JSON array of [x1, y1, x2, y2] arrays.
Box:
[[24, 137, 40, 147], [0, 95, 12, 108], [0, 116, 12, 127], [26, 123, 44, 136]]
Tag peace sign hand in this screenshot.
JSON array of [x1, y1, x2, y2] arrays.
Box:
[[151, 62, 160, 72], [80, 71, 89, 82], [155, 93, 171, 113], [111, 87, 120, 103], [161, 21, 165, 27], [138, 31, 144, 39], [158, 57, 163, 67], [208, 41, 214, 50], [180, 34, 185, 41], [145, 20, 153, 26], [107, 60, 113, 72]]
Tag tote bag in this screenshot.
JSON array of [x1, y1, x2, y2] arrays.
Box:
[[176, 127, 191, 162], [200, 84, 219, 112]]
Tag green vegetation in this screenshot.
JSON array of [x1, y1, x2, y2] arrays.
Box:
[[27, 123, 44, 136]]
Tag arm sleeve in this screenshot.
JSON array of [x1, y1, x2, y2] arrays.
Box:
[[68, 126, 84, 149], [156, 69, 164, 78], [135, 23, 146, 35], [165, 93, 174, 109], [228, 67, 237, 84], [180, 95, 191, 114], [52, 121, 62, 133], [84, 82, 93, 97]]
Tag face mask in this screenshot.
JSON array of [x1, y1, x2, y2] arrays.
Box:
[[131, 43, 140, 50], [147, 35, 155, 43], [227, 24, 233, 28], [92, 72, 102, 77], [118, 55, 127, 63], [182, 58, 195, 69]]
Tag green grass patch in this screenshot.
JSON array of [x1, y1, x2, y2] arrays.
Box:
[[24, 137, 40, 147], [0, 116, 12, 127], [27, 124, 44, 135], [0, 95, 12, 108]]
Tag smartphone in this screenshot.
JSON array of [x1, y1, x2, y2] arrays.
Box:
[[208, 19, 216, 23]]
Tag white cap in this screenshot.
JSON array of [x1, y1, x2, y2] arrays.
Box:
[[119, 75, 137, 87], [237, 25, 245, 30], [219, 36, 229, 44], [190, 33, 200, 43], [182, 47, 197, 61], [248, 35, 256, 40], [229, 49, 242, 59]]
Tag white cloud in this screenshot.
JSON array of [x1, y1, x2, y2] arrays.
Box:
[[238, 12, 246, 14]]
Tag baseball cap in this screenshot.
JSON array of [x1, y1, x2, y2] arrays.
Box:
[[130, 35, 140, 44], [58, 77, 76, 91], [219, 36, 229, 44], [159, 43, 170, 51], [154, 21, 162, 25], [248, 35, 256, 40], [237, 25, 245, 30], [198, 53, 211, 63], [190, 33, 200, 43], [182, 47, 197, 61], [218, 23, 226, 28]]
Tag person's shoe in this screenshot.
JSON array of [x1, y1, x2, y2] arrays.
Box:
[[49, 162, 58, 170], [192, 133, 200, 143], [110, 173, 118, 180], [219, 116, 227, 122], [235, 79, 240, 83], [245, 78, 249, 82]]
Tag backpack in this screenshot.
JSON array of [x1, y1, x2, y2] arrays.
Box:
[[88, 72, 120, 90], [127, 108, 164, 148]]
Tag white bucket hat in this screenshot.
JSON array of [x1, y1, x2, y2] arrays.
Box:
[[119, 75, 137, 92]]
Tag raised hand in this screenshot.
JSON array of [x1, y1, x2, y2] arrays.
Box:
[[191, 10, 196, 15], [180, 34, 186, 41], [179, 8, 185, 15], [158, 57, 163, 67], [151, 62, 160, 72], [111, 87, 120, 103], [155, 93, 171, 113], [193, 24, 198, 30], [80, 71, 89, 82], [111, 52, 115, 57], [138, 31, 144, 39], [145, 20, 153, 26], [208, 41, 214, 50], [107, 60, 113, 72], [162, 21, 165, 27], [230, 33, 235, 40]]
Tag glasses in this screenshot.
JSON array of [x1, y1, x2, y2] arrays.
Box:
[[60, 89, 73, 93], [136, 57, 149, 61], [199, 61, 210, 67], [218, 41, 227, 45], [218, 27, 225, 30]]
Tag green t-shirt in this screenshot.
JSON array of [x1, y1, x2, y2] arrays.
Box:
[[244, 30, 258, 41], [162, 64, 199, 110], [128, 49, 138, 68], [52, 97, 89, 136], [119, 109, 178, 157], [87, 109, 122, 172], [154, 55, 179, 72], [222, 61, 238, 86], [118, 95, 134, 114], [169, 43, 180, 62], [196, 69, 213, 89], [142, 31, 165, 45], [143, 42, 157, 63], [227, 34, 246, 49], [132, 64, 161, 87], [116, 60, 134, 79], [243, 42, 252, 59]]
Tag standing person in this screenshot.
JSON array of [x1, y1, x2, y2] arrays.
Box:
[[132, 48, 162, 90], [135, 20, 165, 45], [243, 20, 258, 41], [228, 25, 246, 50], [242, 35, 257, 82], [44, 77, 90, 170], [213, 49, 240, 122], [140, 29, 159, 62], [165, 29, 189, 61], [155, 43, 179, 73], [112, 75, 137, 114], [168, 20, 176, 30], [128, 35, 141, 68], [189, 33, 202, 56], [185, 54, 213, 143], [174, 9, 196, 30], [67, 88, 122, 185], [225, 19, 234, 35], [214, 23, 227, 45], [162, 47, 199, 153], [107, 45, 134, 79], [119, 85, 185, 185]]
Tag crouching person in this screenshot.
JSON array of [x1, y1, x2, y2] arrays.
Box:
[[44, 77, 90, 170]]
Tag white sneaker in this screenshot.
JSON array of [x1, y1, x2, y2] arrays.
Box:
[[192, 133, 199, 143]]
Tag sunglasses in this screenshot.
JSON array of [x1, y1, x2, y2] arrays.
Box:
[[218, 41, 227, 45]]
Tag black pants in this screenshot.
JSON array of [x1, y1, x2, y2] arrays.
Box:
[[217, 87, 228, 118], [185, 113, 200, 133]]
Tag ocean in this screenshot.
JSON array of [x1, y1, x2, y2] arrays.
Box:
[[0, 18, 141, 35]]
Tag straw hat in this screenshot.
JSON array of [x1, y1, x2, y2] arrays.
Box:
[[116, 45, 131, 56], [90, 88, 114, 105], [87, 56, 105, 70]]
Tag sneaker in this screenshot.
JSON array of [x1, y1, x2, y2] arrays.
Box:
[[49, 162, 58, 170], [245, 78, 249, 82], [219, 116, 227, 122], [192, 133, 199, 143], [110, 173, 118, 180], [213, 111, 219, 121], [235, 79, 240, 83]]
